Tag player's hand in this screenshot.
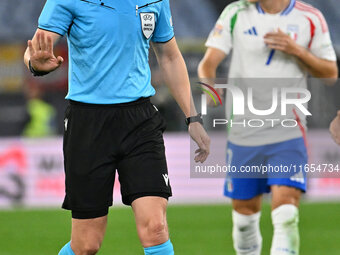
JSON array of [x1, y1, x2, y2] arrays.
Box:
[[28, 31, 64, 73], [206, 88, 224, 107], [330, 110, 340, 145], [188, 122, 210, 163], [264, 28, 301, 56]]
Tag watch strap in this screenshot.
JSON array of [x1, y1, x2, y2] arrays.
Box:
[[185, 113, 203, 126]]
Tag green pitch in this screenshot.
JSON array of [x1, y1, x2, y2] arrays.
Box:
[[0, 203, 339, 255]]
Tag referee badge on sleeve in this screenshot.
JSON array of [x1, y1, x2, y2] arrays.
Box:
[[140, 12, 155, 39]]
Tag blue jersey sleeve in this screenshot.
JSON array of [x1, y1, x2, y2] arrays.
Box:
[[152, 0, 174, 43], [38, 0, 74, 36]]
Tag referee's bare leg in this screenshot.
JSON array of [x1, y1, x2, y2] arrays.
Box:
[[70, 216, 107, 255], [132, 197, 169, 247], [67, 197, 169, 255]]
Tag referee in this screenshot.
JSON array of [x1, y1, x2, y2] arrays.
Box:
[[24, 1, 210, 254]]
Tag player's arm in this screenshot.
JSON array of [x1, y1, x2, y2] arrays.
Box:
[[24, 29, 64, 75], [198, 47, 227, 106], [294, 46, 338, 80], [197, 3, 236, 105], [264, 29, 338, 82], [152, 38, 210, 163], [330, 110, 340, 145]]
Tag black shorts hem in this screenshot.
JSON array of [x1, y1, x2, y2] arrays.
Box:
[[62, 201, 113, 219], [123, 191, 172, 206], [71, 207, 109, 219]]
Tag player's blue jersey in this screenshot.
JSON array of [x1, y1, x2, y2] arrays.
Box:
[[38, 0, 174, 104]]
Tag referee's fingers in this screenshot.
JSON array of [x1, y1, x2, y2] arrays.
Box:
[[28, 40, 35, 56], [194, 151, 205, 163], [37, 32, 42, 50], [200, 151, 209, 163], [40, 32, 47, 51], [57, 56, 64, 65], [47, 36, 53, 54], [197, 143, 209, 163]]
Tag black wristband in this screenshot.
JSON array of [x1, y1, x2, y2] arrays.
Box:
[[29, 60, 50, 77], [185, 113, 203, 126]]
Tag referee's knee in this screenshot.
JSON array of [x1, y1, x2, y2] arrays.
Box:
[[139, 218, 169, 247], [147, 219, 167, 237]]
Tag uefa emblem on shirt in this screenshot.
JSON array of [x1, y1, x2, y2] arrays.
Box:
[[140, 12, 155, 39]]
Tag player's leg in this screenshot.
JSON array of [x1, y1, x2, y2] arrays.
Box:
[[231, 195, 263, 255], [116, 99, 173, 254], [59, 216, 107, 255], [225, 143, 269, 255], [232, 194, 262, 215], [266, 137, 307, 255], [270, 185, 301, 255], [60, 102, 118, 255], [132, 197, 173, 254]]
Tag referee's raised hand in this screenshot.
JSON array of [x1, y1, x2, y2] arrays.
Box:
[[27, 30, 64, 73], [189, 122, 210, 163]]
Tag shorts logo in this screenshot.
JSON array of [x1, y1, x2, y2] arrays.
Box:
[[162, 174, 169, 186], [64, 119, 68, 131], [64, 118, 68, 131], [140, 12, 155, 39], [226, 178, 233, 192], [290, 170, 305, 184]]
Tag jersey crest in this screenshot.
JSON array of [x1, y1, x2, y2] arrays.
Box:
[[287, 24, 299, 40], [140, 12, 155, 39]]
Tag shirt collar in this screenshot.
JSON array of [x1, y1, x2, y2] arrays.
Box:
[[256, 0, 296, 16]]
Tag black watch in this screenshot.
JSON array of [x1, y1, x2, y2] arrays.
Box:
[[185, 113, 203, 126], [29, 60, 50, 77]]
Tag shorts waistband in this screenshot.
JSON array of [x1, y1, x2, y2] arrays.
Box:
[[69, 97, 150, 108]]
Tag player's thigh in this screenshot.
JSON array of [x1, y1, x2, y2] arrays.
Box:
[[271, 185, 302, 210], [232, 194, 263, 215], [266, 137, 306, 209], [71, 216, 108, 249], [225, 142, 268, 213]]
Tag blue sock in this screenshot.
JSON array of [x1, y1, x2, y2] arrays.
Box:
[[144, 239, 174, 255], [58, 242, 75, 255]]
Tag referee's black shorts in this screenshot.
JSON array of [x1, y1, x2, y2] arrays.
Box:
[[62, 97, 172, 219]]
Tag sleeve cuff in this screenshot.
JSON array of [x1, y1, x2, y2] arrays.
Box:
[[205, 42, 231, 55], [152, 33, 175, 43], [38, 25, 66, 36]]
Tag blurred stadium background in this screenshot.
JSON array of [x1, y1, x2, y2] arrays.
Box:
[[0, 0, 339, 254]]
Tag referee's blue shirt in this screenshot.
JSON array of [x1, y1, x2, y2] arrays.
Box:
[[38, 0, 174, 104]]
